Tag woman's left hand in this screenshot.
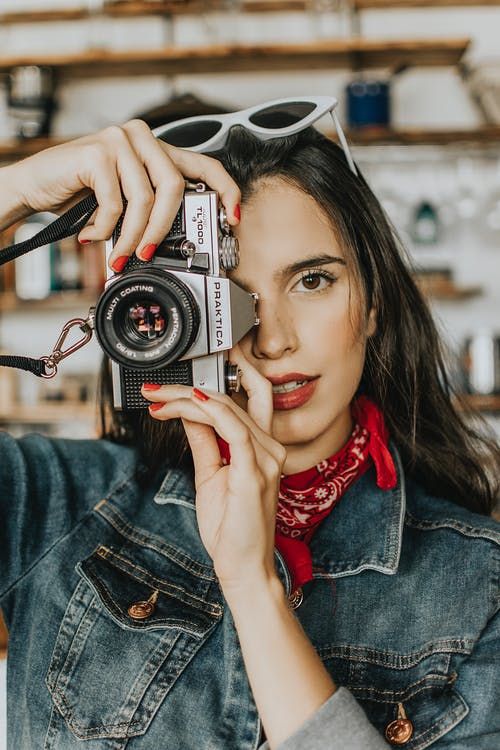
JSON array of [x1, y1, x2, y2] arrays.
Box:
[[142, 343, 287, 595]]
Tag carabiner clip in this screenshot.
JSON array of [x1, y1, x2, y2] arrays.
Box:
[[41, 316, 93, 379]]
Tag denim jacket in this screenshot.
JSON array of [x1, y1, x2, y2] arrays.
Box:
[[0, 430, 499, 750]]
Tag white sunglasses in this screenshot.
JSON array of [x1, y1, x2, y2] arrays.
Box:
[[153, 95, 358, 176]]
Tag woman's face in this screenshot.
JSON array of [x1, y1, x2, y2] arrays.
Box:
[[228, 176, 376, 474]]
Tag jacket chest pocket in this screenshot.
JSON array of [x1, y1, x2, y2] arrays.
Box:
[[45, 543, 223, 742], [321, 648, 468, 749]]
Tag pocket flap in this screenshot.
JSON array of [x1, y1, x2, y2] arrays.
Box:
[[78, 544, 223, 634]]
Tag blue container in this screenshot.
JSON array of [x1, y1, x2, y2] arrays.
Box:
[[346, 79, 391, 129]]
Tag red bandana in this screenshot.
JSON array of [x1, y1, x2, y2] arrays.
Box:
[[215, 395, 397, 593]]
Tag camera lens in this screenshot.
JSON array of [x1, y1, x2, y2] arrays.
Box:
[[126, 301, 167, 341], [94, 269, 200, 369]]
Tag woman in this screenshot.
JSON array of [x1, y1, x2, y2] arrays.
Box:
[[0, 109, 499, 750]]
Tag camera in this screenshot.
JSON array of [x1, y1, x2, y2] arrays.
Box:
[[93, 184, 259, 410]]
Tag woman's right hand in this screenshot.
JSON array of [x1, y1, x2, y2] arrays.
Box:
[[6, 118, 241, 271]]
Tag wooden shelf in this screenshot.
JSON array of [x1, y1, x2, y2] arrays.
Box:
[[355, 0, 500, 7], [431, 287, 483, 300], [414, 275, 483, 300], [345, 125, 500, 145], [0, 0, 498, 24], [456, 393, 500, 412], [0, 291, 96, 312], [0, 137, 69, 162], [0, 3, 305, 24], [0, 402, 96, 424], [430, 286, 483, 300], [0, 38, 470, 81]]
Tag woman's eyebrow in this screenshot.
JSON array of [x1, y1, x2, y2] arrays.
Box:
[[234, 254, 346, 292], [275, 253, 346, 280]]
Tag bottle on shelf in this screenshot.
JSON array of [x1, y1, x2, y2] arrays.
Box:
[[10, 215, 100, 303], [14, 213, 55, 300], [410, 200, 440, 246]]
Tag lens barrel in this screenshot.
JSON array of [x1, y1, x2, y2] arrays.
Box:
[[94, 269, 200, 369]]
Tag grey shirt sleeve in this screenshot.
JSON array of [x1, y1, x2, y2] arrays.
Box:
[[258, 686, 390, 750]]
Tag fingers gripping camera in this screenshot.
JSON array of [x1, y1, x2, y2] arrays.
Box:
[[93, 185, 259, 410]]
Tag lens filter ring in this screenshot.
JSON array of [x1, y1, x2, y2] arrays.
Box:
[[94, 269, 200, 369]]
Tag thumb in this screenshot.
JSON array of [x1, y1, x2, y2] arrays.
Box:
[[229, 343, 273, 433], [181, 418, 222, 489]]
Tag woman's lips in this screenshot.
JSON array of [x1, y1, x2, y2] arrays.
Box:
[[272, 378, 319, 411]]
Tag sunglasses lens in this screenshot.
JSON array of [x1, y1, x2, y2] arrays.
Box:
[[157, 120, 223, 148], [249, 102, 317, 129]]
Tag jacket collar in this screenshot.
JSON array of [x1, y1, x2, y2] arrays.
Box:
[[156, 441, 406, 580], [308, 441, 406, 579]]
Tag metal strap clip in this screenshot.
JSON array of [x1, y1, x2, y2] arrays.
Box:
[[41, 313, 94, 378]]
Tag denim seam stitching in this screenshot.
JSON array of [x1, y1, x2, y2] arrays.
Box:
[[348, 672, 450, 700], [45, 577, 92, 691], [56, 632, 191, 738], [155, 468, 196, 504], [409, 687, 469, 750], [384, 443, 406, 570], [490, 550, 500, 612], [217, 617, 247, 745], [312, 562, 397, 578], [96, 502, 216, 579], [405, 511, 500, 546], [84, 549, 222, 617], [98, 504, 212, 577], [153, 496, 196, 510], [58, 690, 143, 736], [317, 639, 474, 665], [51, 595, 102, 700]]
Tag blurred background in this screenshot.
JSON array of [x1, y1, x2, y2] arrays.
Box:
[[1, 1, 500, 743]]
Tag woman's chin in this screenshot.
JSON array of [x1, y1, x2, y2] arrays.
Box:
[[271, 407, 322, 445]]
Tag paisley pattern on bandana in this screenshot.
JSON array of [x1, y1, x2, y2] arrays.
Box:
[[276, 423, 371, 540]]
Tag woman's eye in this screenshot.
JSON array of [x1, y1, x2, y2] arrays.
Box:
[[293, 270, 337, 293]]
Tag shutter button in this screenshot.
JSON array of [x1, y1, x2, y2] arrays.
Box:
[[288, 588, 303, 610], [128, 590, 159, 620], [385, 702, 414, 745]]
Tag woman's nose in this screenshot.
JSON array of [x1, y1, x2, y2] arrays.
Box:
[[251, 301, 298, 360]]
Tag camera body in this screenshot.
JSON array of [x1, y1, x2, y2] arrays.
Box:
[[93, 185, 259, 410]]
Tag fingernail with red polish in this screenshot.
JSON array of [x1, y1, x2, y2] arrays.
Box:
[[143, 383, 162, 390], [149, 402, 166, 411], [79, 238, 91, 244], [140, 243, 157, 261], [111, 255, 129, 273], [234, 204, 241, 222], [193, 387, 209, 401]]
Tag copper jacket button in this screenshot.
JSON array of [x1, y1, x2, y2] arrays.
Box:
[[288, 588, 304, 610], [385, 702, 414, 745], [385, 718, 414, 744], [127, 590, 159, 620], [128, 600, 155, 620]]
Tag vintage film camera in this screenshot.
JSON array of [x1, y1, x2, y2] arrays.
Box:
[[93, 184, 259, 410]]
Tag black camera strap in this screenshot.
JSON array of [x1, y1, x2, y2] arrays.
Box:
[[0, 194, 98, 377], [0, 194, 97, 265]]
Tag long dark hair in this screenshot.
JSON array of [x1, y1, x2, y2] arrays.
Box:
[[100, 126, 500, 516]]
